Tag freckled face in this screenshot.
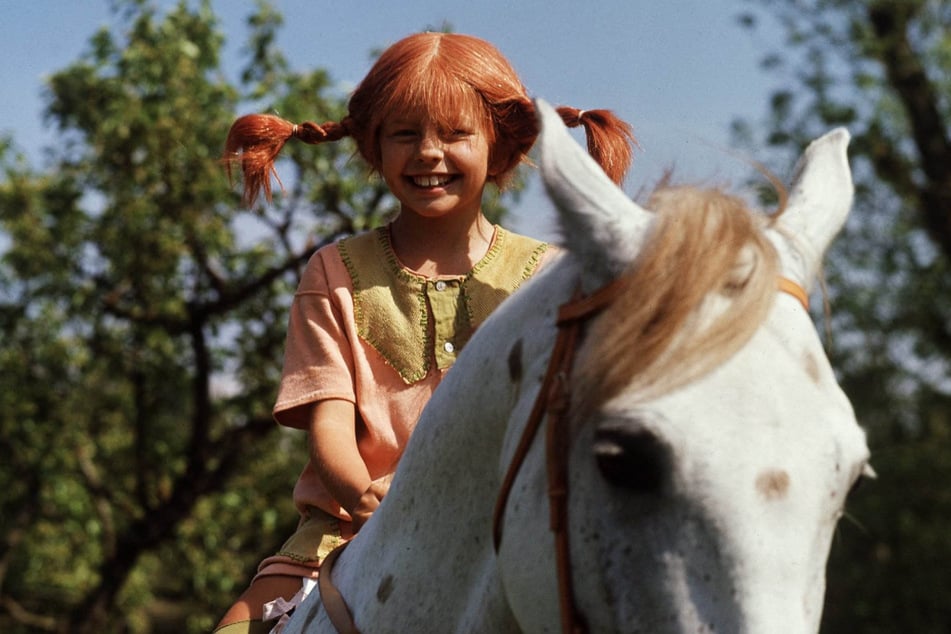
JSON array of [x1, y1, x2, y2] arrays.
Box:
[[378, 112, 493, 220]]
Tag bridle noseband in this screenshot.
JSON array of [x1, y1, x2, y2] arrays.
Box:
[[318, 277, 809, 634]]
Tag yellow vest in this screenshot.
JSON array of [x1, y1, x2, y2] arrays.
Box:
[[338, 225, 548, 384]]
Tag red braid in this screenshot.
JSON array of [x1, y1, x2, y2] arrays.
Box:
[[223, 113, 350, 207], [556, 106, 636, 186]]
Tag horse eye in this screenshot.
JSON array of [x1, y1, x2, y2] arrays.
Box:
[[593, 423, 669, 492]]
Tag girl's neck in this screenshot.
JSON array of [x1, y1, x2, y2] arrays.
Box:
[[388, 210, 495, 277]]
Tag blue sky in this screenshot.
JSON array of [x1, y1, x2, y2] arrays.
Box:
[[0, 0, 785, 238]]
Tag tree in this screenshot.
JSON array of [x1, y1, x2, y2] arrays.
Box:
[[0, 2, 519, 632], [735, 1, 951, 631]]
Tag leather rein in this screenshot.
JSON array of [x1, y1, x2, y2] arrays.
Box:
[[317, 276, 809, 634]]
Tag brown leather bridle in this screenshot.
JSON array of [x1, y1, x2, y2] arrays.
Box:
[[318, 277, 809, 634], [490, 276, 627, 634]]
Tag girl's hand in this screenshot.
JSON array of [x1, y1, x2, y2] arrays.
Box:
[[351, 478, 390, 533]]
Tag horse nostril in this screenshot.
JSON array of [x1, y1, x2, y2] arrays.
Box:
[[593, 425, 669, 491]]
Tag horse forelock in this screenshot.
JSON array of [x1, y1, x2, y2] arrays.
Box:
[[571, 185, 780, 416]]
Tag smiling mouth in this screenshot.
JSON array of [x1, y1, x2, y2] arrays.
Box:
[[411, 175, 454, 188]]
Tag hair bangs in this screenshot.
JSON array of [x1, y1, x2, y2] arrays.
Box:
[[376, 60, 494, 139]]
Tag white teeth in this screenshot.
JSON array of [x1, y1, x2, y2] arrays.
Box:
[[413, 175, 451, 187]]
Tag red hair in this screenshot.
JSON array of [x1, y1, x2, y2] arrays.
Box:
[[224, 32, 636, 206]]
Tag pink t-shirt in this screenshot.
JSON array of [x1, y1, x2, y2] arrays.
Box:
[[273, 225, 549, 521]]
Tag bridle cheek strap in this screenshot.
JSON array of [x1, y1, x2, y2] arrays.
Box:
[[492, 276, 626, 634]]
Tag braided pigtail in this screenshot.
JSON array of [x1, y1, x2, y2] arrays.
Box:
[[556, 106, 636, 186], [223, 113, 350, 207]]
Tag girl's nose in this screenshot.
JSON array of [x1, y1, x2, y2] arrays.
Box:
[[417, 132, 444, 160]]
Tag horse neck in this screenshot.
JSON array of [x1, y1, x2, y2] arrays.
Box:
[[325, 258, 578, 628]]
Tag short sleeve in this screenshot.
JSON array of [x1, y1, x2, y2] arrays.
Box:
[[273, 248, 358, 428]]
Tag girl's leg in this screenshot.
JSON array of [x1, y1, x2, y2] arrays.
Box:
[[212, 620, 273, 634], [213, 574, 304, 631]]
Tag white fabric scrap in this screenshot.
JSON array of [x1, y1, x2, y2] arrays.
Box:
[[263, 577, 317, 634]]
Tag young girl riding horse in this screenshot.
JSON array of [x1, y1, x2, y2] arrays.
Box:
[[214, 31, 636, 634]]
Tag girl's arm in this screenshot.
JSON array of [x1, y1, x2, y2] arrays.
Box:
[[307, 398, 385, 532]]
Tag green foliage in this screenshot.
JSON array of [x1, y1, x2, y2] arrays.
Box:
[[736, 1, 951, 630], [0, 2, 520, 632]]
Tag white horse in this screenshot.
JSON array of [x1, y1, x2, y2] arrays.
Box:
[[282, 100, 872, 634]]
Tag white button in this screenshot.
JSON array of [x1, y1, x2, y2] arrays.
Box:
[[443, 341, 455, 353], [435, 280, 447, 291]]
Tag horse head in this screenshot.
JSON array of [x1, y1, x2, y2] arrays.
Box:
[[494, 101, 872, 633]]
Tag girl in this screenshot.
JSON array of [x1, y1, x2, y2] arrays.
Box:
[[214, 32, 635, 634]]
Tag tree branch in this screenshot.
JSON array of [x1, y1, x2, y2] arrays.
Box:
[[868, 1, 951, 259], [67, 414, 278, 633]]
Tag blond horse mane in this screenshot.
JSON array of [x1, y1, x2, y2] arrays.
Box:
[[572, 184, 782, 414]]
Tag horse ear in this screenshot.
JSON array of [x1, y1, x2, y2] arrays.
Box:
[[776, 128, 854, 289], [536, 99, 652, 291]]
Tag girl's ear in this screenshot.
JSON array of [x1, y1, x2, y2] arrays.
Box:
[[487, 155, 505, 178], [487, 138, 520, 181], [486, 143, 506, 176]]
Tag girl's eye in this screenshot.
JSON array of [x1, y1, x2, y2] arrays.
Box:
[[385, 129, 419, 143]]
